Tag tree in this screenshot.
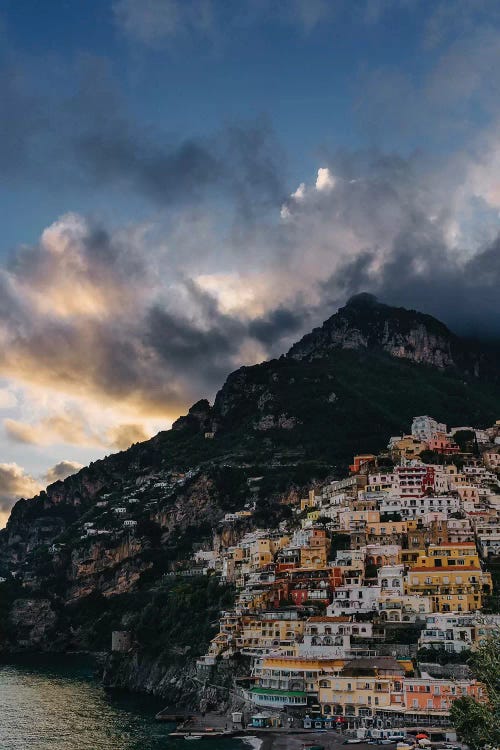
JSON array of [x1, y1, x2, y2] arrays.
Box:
[[450, 630, 500, 749], [453, 429, 475, 453], [136, 519, 162, 546]]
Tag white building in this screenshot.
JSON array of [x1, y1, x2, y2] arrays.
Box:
[[298, 617, 374, 659], [380, 494, 460, 520], [327, 585, 381, 616], [377, 564, 405, 594], [378, 594, 432, 623], [412, 416, 447, 442], [418, 613, 500, 653]]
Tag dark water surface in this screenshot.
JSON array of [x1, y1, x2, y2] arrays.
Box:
[[0, 659, 247, 750]]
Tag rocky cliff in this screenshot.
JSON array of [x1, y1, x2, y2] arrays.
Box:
[[287, 293, 491, 375]]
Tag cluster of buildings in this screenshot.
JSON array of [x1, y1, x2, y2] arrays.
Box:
[[69, 470, 200, 543], [196, 416, 500, 731]]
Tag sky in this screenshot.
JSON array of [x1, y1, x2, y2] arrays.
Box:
[[1, 0, 500, 525]]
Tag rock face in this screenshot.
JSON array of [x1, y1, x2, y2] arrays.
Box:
[[9, 599, 58, 649], [101, 651, 249, 708], [288, 293, 462, 370]]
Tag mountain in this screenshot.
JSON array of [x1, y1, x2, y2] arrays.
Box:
[[288, 292, 488, 371], [0, 295, 499, 699]]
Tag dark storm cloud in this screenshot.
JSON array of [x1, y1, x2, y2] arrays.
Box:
[[248, 307, 304, 346], [308, 155, 500, 340], [76, 117, 285, 215], [366, 238, 500, 340], [147, 305, 244, 387], [0, 56, 285, 215], [77, 131, 223, 204]]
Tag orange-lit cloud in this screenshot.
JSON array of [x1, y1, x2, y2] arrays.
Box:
[[107, 423, 150, 450], [0, 463, 42, 526]]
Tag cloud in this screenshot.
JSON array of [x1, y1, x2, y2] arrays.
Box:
[[111, 0, 331, 46], [0, 388, 17, 409], [0, 463, 41, 518], [107, 423, 150, 450], [0, 55, 285, 219], [276, 150, 500, 341], [0, 459, 83, 526], [354, 13, 500, 152], [247, 308, 304, 346], [0, 213, 313, 443], [4, 412, 102, 447], [4, 408, 154, 452], [113, 0, 215, 47], [43, 460, 84, 485], [315, 167, 336, 192], [112, 0, 418, 46]]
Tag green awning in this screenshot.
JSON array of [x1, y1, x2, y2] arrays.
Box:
[[250, 688, 307, 697]]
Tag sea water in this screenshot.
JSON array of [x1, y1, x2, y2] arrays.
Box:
[[0, 659, 248, 750]]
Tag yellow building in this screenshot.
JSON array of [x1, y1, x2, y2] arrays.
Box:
[[391, 435, 428, 460], [366, 520, 407, 539], [378, 593, 433, 622], [300, 544, 328, 568], [248, 534, 290, 570], [317, 658, 406, 727], [305, 509, 321, 524], [414, 542, 482, 569], [235, 616, 305, 652], [404, 567, 492, 612], [301, 490, 320, 512]]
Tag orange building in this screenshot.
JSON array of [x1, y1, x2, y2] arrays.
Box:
[[349, 454, 376, 474]]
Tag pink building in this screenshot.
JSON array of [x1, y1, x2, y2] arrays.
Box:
[[404, 676, 485, 719]]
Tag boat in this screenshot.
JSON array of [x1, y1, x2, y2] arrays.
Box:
[[184, 735, 203, 740]]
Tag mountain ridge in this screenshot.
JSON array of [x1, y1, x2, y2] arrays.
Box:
[[286, 293, 494, 376]]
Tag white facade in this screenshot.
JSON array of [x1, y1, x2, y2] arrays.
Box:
[[412, 416, 447, 442], [380, 494, 460, 519], [327, 585, 381, 615], [377, 564, 405, 593]]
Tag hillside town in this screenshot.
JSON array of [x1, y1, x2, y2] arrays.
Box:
[[189, 416, 500, 738]]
